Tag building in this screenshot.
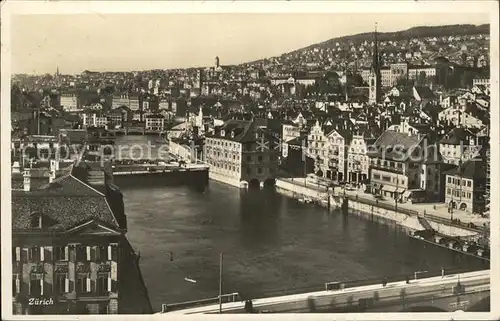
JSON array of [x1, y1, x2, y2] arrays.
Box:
[[307, 120, 350, 183], [204, 119, 280, 188], [11, 162, 152, 314], [439, 127, 482, 165], [112, 94, 131, 110], [444, 156, 487, 214], [60, 93, 79, 112], [281, 122, 302, 158], [144, 114, 165, 132], [367, 130, 443, 203], [408, 66, 438, 80], [389, 63, 409, 87], [82, 113, 109, 129], [347, 130, 375, 184], [438, 99, 489, 129], [472, 78, 489, 87]]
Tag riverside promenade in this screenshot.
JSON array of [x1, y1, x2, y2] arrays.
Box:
[[275, 178, 489, 240]]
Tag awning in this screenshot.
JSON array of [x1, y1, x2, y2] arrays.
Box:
[[396, 187, 406, 194], [403, 190, 412, 197], [382, 185, 397, 193]]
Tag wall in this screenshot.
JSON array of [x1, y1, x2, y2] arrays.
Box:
[[169, 140, 195, 163]]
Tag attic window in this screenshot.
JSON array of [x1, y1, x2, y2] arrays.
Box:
[[29, 212, 42, 229], [220, 130, 225, 137]]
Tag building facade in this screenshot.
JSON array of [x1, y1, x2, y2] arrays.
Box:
[[11, 162, 152, 315]]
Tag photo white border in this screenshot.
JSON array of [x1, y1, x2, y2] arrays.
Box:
[[1, 1, 498, 320]]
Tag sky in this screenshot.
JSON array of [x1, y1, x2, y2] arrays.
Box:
[[10, 13, 489, 75]]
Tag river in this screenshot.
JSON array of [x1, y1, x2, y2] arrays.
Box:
[[116, 135, 488, 312]]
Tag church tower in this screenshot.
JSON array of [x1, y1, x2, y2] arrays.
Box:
[[368, 23, 381, 105]]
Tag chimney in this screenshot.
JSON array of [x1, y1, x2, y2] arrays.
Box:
[[23, 169, 31, 192]]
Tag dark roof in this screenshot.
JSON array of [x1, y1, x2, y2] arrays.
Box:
[[60, 129, 88, 144], [414, 86, 435, 99], [440, 127, 479, 145], [367, 130, 425, 161], [447, 157, 487, 180], [12, 172, 120, 232]]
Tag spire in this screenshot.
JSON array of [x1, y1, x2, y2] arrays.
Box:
[[372, 22, 380, 73]]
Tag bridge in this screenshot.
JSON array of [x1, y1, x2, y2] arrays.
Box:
[[112, 163, 209, 176], [160, 269, 489, 314]]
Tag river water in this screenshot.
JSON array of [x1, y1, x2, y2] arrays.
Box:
[[116, 136, 488, 312]]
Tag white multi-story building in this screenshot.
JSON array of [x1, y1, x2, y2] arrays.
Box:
[[307, 120, 349, 182], [347, 133, 374, 183], [60, 93, 78, 112], [144, 114, 165, 132], [472, 78, 489, 87], [439, 127, 482, 166], [82, 113, 109, 129]]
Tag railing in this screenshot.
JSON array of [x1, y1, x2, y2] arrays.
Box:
[[164, 269, 489, 314], [342, 193, 485, 234], [161, 293, 240, 312]]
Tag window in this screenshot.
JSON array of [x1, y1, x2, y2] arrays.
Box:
[[28, 247, 41, 262], [258, 156, 263, 162], [55, 273, 69, 293], [257, 167, 263, 174], [447, 188, 451, 195], [54, 246, 69, 261], [421, 169, 425, 174], [467, 192, 471, 198], [462, 191, 466, 197], [12, 247, 21, 262], [96, 272, 111, 296], [95, 246, 107, 262], [246, 155, 252, 162], [467, 180, 471, 187], [76, 246, 88, 261], [29, 273, 44, 296], [77, 273, 91, 294], [12, 274, 20, 296]]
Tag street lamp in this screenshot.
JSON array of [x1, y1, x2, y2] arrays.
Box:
[[219, 253, 223, 314]]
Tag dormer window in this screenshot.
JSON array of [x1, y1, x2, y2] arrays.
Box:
[[220, 130, 225, 137], [30, 212, 42, 229], [231, 131, 235, 138]]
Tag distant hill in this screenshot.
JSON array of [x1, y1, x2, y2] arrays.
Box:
[[244, 24, 489, 66], [301, 24, 490, 51]]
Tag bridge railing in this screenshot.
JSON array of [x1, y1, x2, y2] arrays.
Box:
[[161, 293, 240, 313], [246, 266, 485, 300]]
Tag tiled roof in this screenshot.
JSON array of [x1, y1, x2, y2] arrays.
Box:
[[451, 157, 487, 180], [367, 130, 423, 161], [12, 173, 119, 232]]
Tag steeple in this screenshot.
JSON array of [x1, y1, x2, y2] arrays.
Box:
[[368, 22, 381, 105], [371, 22, 380, 73]]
